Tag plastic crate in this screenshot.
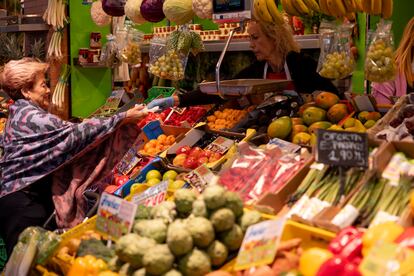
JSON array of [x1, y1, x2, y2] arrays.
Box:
[[144, 86, 175, 104]]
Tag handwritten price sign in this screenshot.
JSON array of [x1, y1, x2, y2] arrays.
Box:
[[132, 181, 169, 207]]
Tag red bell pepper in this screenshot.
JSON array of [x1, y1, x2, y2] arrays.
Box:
[[339, 232, 363, 262], [317, 256, 362, 276], [395, 227, 414, 250], [329, 227, 361, 255]]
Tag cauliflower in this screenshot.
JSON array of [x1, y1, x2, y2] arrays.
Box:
[[220, 225, 243, 251], [143, 244, 174, 275], [210, 208, 235, 232], [207, 240, 228, 267], [191, 198, 208, 217], [133, 268, 146, 276], [135, 205, 152, 221], [186, 217, 215, 248], [178, 248, 211, 276], [192, 0, 212, 19], [240, 210, 262, 232], [203, 185, 226, 210], [166, 220, 193, 256], [150, 201, 177, 223], [224, 191, 244, 217], [174, 189, 197, 215], [125, 0, 147, 24], [134, 219, 167, 243], [90, 0, 111, 27], [115, 234, 156, 268], [164, 269, 183, 276]]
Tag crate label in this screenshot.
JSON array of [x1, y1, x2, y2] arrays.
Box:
[[116, 148, 142, 175], [132, 181, 169, 206], [96, 192, 137, 239], [171, 107, 186, 115], [382, 153, 413, 186], [268, 138, 301, 153], [234, 218, 286, 271], [184, 164, 215, 192], [205, 136, 234, 155], [316, 129, 368, 168]]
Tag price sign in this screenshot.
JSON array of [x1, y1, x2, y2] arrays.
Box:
[[184, 164, 216, 192], [234, 218, 286, 271], [132, 181, 169, 206], [96, 192, 137, 239], [205, 136, 234, 155], [316, 129, 368, 168]]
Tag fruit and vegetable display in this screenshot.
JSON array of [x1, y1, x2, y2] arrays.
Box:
[[130, 168, 187, 194], [206, 109, 249, 131], [172, 146, 223, 169], [139, 134, 176, 156], [163, 106, 208, 127]]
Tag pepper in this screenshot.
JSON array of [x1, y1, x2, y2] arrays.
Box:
[[316, 256, 362, 276], [395, 227, 414, 250], [328, 227, 361, 255], [338, 232, 363, 262], [67, 255, 108, 276], [362, 221, 404, 256]]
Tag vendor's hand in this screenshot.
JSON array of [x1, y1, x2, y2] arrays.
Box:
[[124, 104, 148, 123], [147, 96, 177, 110]]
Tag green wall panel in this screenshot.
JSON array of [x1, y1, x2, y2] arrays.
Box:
[[70, 0, 112, 118], [390, 0, 414, 47]]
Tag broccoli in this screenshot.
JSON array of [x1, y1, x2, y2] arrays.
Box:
[[134, 219, 167, 243], [224, 191, 244, 217], [220, 225, 243, 251], [191, 198, 208, 217], [174, 189, 197, 215], [76, 238, 115, 262], [186, 217, 215, 248], [135, 205, 153, 221], [239, 210, 262, 232], [115, 234, 156, 268], [108, 256, 125, 272], [166, 220, 193, 256], [143, 244, 174, 275], [178, 248, 211, 276], [203, 185, 226, 210], [163, 269, 183, 276], [150, 201, 177, 223], [207, 240, 228, 267], [209, 208, 235, 232]]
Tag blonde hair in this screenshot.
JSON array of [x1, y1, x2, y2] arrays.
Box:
[[395, 17, 414, 87], [0, 57, 49, 100]]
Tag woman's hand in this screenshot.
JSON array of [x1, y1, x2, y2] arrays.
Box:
[[124, 104, 148, 124], [147, 96, 179, 110]]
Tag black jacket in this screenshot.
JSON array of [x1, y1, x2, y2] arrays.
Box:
[[178, 51, 339, 107]]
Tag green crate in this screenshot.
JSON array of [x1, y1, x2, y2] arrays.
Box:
[[144, 86, 176, 104]]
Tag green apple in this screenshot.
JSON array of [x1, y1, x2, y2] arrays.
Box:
[[146, 170, 162, 181], [146, 178, 161, 186], [162, 170, 178, 181], [169, 180, 186, 190]]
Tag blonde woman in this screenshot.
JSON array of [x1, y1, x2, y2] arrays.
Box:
[[372, 17, 414, 104], [147, 20, 339, 109]]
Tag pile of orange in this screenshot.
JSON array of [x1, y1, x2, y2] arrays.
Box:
[[139, 134, 176, 156], [206, 108, 248, 130]]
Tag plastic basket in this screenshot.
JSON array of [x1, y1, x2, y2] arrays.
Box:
[[144, 86, 175, 104]]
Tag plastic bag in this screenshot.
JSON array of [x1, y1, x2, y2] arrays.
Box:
[[120, 27, 144, 66], [365, 20, 396, 83], [100, 34, 121, 68], [318, 24, 355, 80], [148, 36, 187, 80]]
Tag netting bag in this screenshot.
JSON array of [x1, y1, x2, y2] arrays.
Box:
[[365, 20, 396, 83], [100, 34, 121, 68], [318, 24, 355, 80]]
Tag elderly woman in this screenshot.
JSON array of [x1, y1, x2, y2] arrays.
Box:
[[0, 58, 147, 255], [372, 17, 414, 104], [148, 20, 339, 109]]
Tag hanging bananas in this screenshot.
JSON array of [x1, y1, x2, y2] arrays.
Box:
[[281, 0, 393, 18], [254, 0, 285, 25]]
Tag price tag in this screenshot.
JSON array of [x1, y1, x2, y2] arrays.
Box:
[[104, 90, 125, 110], [316, 129, 368, 168], [268, 138, 301, 153], [132, 181, 169, 206], [205, 136, 234, 155], [96, 192, 137, 239], [116, 148, 142, 175], [184, 164, 216, 192], [171, 107, 187, 115], [234, 218, 286, 271]]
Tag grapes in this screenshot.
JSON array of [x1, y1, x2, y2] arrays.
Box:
[[319, 51, 355, 80], [148, 50, 185, 80], [365, 39, 396, 83], [121, 41, 142, 65]]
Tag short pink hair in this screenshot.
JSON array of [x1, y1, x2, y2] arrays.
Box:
[[0, 57, 49, 100]]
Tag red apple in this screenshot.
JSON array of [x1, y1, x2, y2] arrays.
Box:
[[197, 156, 209, 167], [209, 152, 223, 163], [200, 149, 214, 158], [114, 174, 129, 186], [176, 145, 191, 155], [189, 147, 203, 158], [184, 157, 198, 169], [173, 153, 187, 167]]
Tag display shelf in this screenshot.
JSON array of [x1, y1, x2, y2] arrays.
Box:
[[73, 58, 108, 69], [0, 23, 49, 32], [140, 34, 320, 53]]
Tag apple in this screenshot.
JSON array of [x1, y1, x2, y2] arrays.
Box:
[[146, 170, 162, 181], [173, 153, 187, 167], [146, 178, 161, 186], [176, 145, 191, 155], [130, 183, 142, 195], [189, 147, 203, 158], [169, 180, 186, 190], [184, 157, 198, 169], [163, 170, 178, 181], [114, 174, 129, 186], [197, 156, 209, 167], [200, 149, 213, 158], [209, 152, 223, 163]]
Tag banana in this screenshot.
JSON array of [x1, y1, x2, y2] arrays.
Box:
[[354, 0, 364, 11], [302, 0, 320, 12], [265, 0, 284, 25], [371, 0, 382, 15], [381, 0, 393, 19], [282, 0, 301, 16], [254, 0, 273, 23], [292, 0, 310, 15], [361, 0, 372, 13], [327, 0, 347, 17], [346, 12, 356, 20], [342, 0, 356, 12], [319, 0, 331, 15]]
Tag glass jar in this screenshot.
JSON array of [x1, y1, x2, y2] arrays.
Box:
[[90, 32, 102, 49]]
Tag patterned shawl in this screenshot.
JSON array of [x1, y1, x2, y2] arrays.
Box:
[[0, 100, 139, 228]]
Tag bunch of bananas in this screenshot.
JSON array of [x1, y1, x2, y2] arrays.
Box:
[[253, 0, 284, 25], [281, 0, 320, 16], [361, 0, 393, 18]]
